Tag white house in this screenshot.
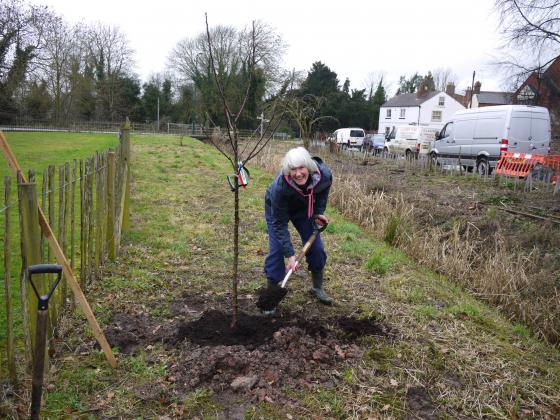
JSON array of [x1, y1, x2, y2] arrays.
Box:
[[378, 84, 465, 135]]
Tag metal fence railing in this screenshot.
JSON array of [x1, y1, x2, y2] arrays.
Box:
[[0, 120, 293, 141]]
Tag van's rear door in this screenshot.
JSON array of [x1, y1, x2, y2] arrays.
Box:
[[509, 109, 532, 152], [530, 110, 551, 154]]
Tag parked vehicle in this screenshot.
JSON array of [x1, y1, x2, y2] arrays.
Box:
[[363, 133, 386, 154], [333, 128, 365, 149], [384, 126, 439, 158], [363, 134, 374, 152], [429, 105, 551, 175]]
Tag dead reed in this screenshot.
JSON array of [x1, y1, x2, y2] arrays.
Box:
[[333, 173, 560, 344]]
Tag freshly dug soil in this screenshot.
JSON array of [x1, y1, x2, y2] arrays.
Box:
[[105, 307, 393, 406]]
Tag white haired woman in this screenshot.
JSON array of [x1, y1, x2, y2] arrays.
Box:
[[263, 146, 333, 313]]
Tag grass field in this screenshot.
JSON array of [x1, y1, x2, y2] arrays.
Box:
[[0, 133, 553, 418], [0, 131, 119, 180]]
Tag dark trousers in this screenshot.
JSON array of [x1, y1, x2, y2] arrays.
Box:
[[264, 211, 327, 284]]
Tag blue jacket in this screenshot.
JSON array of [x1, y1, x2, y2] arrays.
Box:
[[265, 157, 332, 258]]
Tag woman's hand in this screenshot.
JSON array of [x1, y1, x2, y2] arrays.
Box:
[[315, 214, 329, 226], [286, 256, 298, 272]]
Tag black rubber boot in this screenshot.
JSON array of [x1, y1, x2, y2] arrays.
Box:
[[262, 280, 278, 315], [311, 271, 332, 305]]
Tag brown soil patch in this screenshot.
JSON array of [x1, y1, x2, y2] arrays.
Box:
[[104, 305, 393, 406]]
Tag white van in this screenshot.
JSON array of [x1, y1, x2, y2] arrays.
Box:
[[385, 126, 439, 157], [333, 128, 365, 149], [430, 105, 551, 175]]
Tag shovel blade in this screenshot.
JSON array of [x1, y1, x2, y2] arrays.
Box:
[[256, 284, 288, 311]]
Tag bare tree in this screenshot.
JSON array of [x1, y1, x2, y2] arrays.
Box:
[[362, 71, 386, 99], [82, 22, 135, 119], [432, 67, 457, 92], [34, 13, 80, 121], [203, 15, 289, 326], [495, 0, 560, 82], [168, 21, 287, 128], [283, 93, 337, 149]]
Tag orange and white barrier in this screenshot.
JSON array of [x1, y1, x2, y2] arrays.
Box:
[[496, 152, 560, 182]]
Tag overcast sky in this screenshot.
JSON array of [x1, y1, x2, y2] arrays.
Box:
[[40, 0, 507, 96]]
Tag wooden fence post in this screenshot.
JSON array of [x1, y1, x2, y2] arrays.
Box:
[[4, 177, 16, 383], [87, 158, 95, 284], [121, 120, 131, 233], [70, 160, 76, 269], [41, 169, 47, 259], [54, 166, 65, 323], [100, 151, 108, 264], [19, 181, 43, 360], [115, 162, 128, 253], [80, 160, 86, 288], [114, 143, 122, 257], [16, 172, 32, 368], [47, 166, 55, 263], [106, 151, 116, 260], [94, 153, 103, 276], [63, 162, 70, 308]]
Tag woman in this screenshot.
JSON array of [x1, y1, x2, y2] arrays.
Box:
[[263, 146, 333, 312]]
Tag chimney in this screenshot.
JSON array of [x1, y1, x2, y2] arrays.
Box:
[[474, 81, 481, 94], [416, 81, 426, 98], [446, 82, 455, 96], [464, 87, 472, 107]]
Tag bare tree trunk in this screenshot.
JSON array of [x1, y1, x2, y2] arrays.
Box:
[[231, 180, 239, 327]]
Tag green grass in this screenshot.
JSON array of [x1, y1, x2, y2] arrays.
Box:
[[325, 220, 362, 236], [182, 388, 221, 417], [301, 388, 348, 419], [0, 131, 118, 179], [447, 302, 494, 328], [365, 244, 407, 275]]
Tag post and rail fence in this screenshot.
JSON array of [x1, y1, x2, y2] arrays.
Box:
[[0, 118, 267, 141]]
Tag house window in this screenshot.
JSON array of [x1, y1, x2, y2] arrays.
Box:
[[399, 108, 406, 119], [386, 109, 392, 119], [438, 96, 445, 106], [431, 110, 442, 122], [516, 85, 536, 105]]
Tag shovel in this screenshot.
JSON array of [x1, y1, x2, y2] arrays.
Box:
[[28, 264, 63, 420], [257, 218, 328, 312]]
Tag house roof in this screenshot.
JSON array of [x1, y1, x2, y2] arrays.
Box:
[[477, 91, 512, 105], [381, 91, 439, 108]]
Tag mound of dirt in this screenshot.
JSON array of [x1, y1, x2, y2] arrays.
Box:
[[104, 312, 172, 354], [168, 322, 364, 404], [105, 309, 393, 405], [168, 310, 329, 347]]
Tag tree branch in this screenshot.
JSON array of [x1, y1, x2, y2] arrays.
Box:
[[205, 13, 236, 158]]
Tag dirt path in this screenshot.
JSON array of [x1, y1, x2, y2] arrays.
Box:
[[38, 136, 560, 419]]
